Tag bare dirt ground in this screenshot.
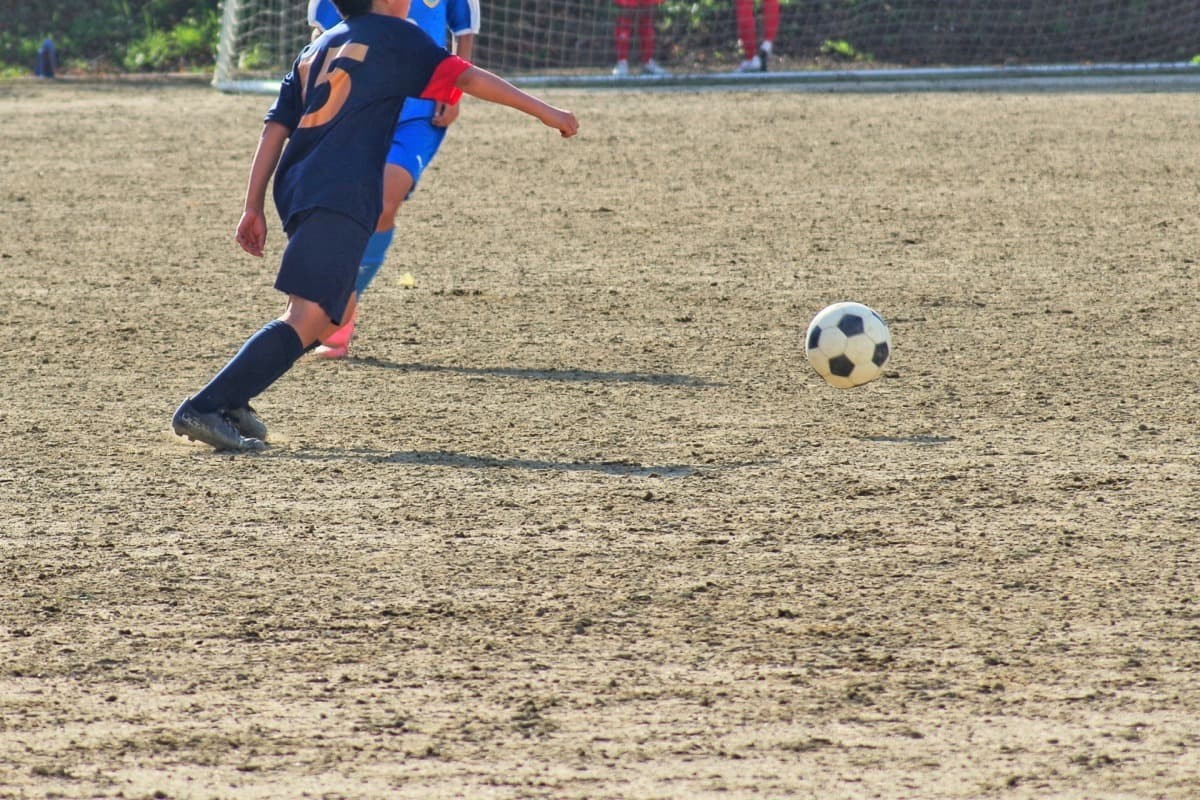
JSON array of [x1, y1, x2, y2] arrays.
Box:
[[2, 77, 1199, 799]]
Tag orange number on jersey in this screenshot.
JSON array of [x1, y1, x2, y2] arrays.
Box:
[[298, 42, 369, 129]]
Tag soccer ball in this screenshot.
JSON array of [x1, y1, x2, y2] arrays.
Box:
[[805, 302, 892, 389]]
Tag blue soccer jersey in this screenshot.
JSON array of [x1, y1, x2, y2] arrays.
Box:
[[310, 0, 479, 121], [309, 0, 479, 48], [307, 0, 342, 32], [266, 14, 470, 232]]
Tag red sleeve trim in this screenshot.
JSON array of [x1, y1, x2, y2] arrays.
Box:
[[420, 55, 471, 105]]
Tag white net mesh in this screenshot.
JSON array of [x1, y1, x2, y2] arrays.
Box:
[[214, 0, 1200, 91]]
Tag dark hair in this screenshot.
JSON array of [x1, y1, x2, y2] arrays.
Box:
[[332, 0, 372, 17]]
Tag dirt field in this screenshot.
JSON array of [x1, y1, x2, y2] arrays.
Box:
[[2, 76, 1199, 799]]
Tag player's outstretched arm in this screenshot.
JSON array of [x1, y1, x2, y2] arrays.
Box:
[[455, 67, 578, 138], [236, 122, 290, 257]]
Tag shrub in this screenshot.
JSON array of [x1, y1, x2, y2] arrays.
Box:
[[123, 12, 219, 71]]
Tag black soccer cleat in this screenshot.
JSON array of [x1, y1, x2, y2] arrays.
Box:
[[226, 404, 268, 441], [758, 45, 769, 72], [172, 399, 265, 452]]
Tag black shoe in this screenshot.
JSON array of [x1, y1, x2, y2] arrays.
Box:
[[226, 404, 268, 440], [172, 399, 265, 452], [758, 45, 769, 72]]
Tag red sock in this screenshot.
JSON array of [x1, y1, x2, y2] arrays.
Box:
[[638, 12, 656, 63], [614, 14, 633, 61], [762, 0, 780, 44], [735, 0, 757, 59]]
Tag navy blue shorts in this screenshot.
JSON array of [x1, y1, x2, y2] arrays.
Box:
[[276, 209, 372, 325]]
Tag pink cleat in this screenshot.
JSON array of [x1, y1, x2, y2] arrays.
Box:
[[313, 309, 356, 359]]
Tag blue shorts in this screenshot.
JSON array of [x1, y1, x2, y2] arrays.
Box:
[[276, 209, 372, 325], [388, 101, 448, 195]]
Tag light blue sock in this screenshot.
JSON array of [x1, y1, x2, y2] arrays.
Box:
[[356, 229, 395, 297]]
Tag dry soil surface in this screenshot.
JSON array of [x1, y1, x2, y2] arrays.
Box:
[[1, 77, 1199, 799]]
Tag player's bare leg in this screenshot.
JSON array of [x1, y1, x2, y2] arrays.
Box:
[[285, 294, 353, 347], [315, 164, 412, 359], [378, 163, 415, 231]]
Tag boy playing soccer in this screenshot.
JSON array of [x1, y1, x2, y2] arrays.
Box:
[[307, 0, 479, 358], [171, 0, 578, 451]]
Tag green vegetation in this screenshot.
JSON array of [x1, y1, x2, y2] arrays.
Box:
[[820, 38, 873, 62], [1, 1, 221, 75], [122, 12, 221, 72]]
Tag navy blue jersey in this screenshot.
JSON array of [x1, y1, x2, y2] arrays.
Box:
[[266, 13, 469, 231], [310, 0, 481, 123]]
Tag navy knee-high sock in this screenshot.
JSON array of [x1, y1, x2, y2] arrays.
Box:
[[191, 320, 305, 413]]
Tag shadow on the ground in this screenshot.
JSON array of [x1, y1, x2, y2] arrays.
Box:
[[348, 357, 721, 388], [276, 447, 703, 477]]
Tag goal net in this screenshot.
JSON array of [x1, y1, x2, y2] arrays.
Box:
[[214, 0, 1200, 92]]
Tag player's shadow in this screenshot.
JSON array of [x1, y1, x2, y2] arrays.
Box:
[[283, 447, 701, 477], [275, 358, 721, 473], [350, 357, 721, 387]]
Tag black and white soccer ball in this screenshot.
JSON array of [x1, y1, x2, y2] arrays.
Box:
[[805, 302, 892, 389]]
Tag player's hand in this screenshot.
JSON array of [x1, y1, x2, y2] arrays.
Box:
[[236, 209, 267, 257], [432, 101, 460, 127], [543, 108, 578, 138]]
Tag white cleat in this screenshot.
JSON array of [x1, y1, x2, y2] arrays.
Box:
[[733, 55, 762, 73], [641, 59, 670, 76]]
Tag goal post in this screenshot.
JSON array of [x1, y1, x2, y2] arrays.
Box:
[[213, 0, 315, 93], [214, 0, 1200, 93]]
